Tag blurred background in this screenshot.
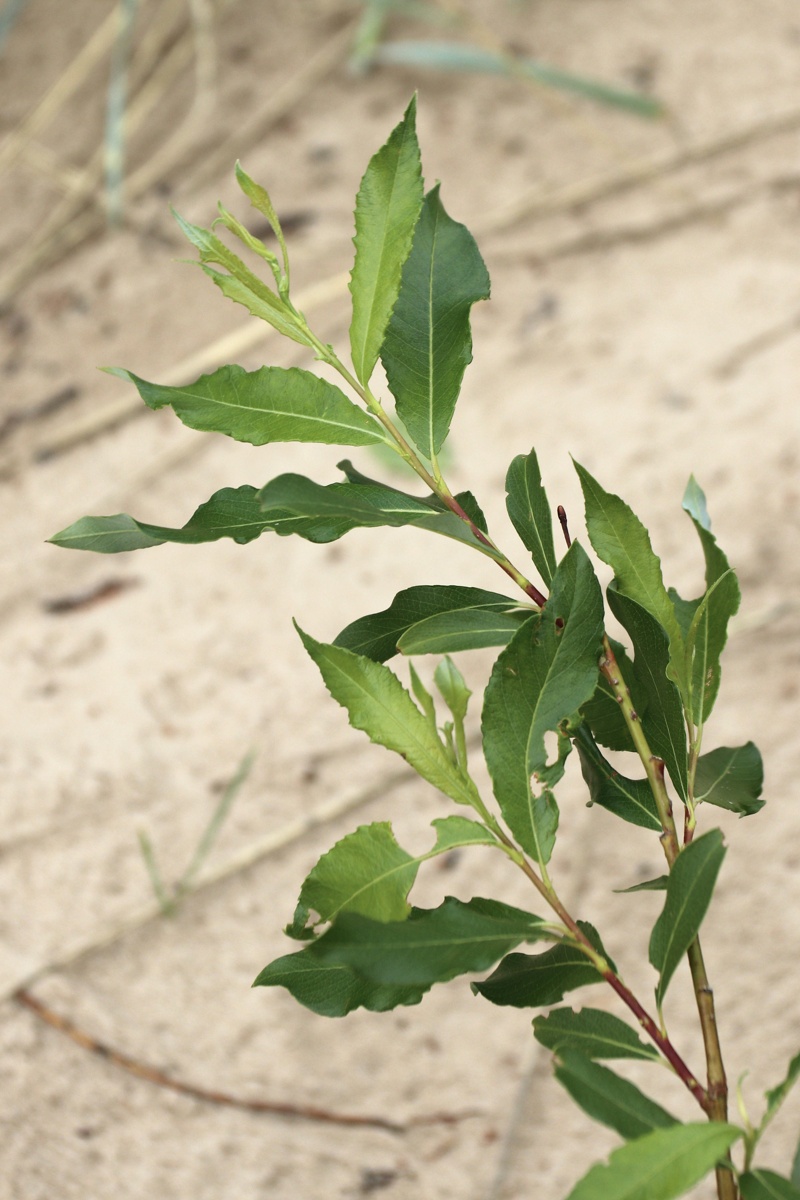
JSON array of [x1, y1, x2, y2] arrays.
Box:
[[3, 2, 800, 1198]]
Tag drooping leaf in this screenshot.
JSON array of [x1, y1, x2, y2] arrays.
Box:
[[554, 1051, 678, 1140], [606, 586, 689, 803], [473, 921, 611, 1008], [397, 606, 529, 655], [575, 462, 687, 706], [286, 817, 497, 939], [257, 471, 485, 549], [563, 1122, 741, 1200], [296, 626, 479, 808], [482, 542, 604, 865], [49, 485, 274, 553], [533, 1007, 660, 1061], [381, 184, 490, 458], [107, 365, 387, 448], [505, 448, 558, 587], [649, 829, 726, 1007], [308, 896, 548, 985], [334, 585, 527, 662], [349, 95, 423, 385], [694, 743, 764, 816], [579, 639, 644, 753], [252, 947, 428, 1016], [740, 1170, 800, 1200], [574, 724, 661, 831]]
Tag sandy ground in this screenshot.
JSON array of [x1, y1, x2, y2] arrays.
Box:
[[3, 2, 800, 1198]]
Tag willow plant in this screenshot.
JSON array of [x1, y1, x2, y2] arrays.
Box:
[[50, 97, 799, 1200]]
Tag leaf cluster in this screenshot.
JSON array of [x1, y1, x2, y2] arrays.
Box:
[[49, 98, 797, 1200]]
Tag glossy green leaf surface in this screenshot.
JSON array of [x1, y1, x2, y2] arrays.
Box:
[[575, 725, 661, 831], [49, 485, 273, 552], [252, 947, 428, 1016], [607, 586, 689, 803], [397, 606, 529, 655], [296, 627, 479, 808], [256, 471, 485, 548], [334, 585, 525, 661], [108, 365, 386, 447], [309, 896, 547, 984], [740, 1170, 800, 1200], [473, 922, 609, 1008], [694, 742, 765, 816], [482, 543, 604, 864], [563, 1123, 741, 1200], [554, 1051, 677, 1140], [649, 829, 726, 1007], [349, 95, 423, 384], [381, 184, 490, 458], [533, 1007, 660, 1061], [287, 817, 496, 938], [575, 462, 687, 705], [505, 448, 557, 586]]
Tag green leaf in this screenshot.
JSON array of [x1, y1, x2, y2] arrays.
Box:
[[198, 264, 311, 345], [309, 896, 548, 985], [107, 365, 387, 448], [334, 585, 526, 662], [408, 661, 437, 727], [533, 1007, 660, 1061], [579, 639, 645, 753], [606, 586, 689, 803], [473, 921, 610, 1008], [793, 1136, 800, 1188], [680, 477, 740, 724], [398, 606, 529, 656], [563, 1122, 742, 1200], [257, 470, 487, 549], [575, 462, 687, 705], [554, 1051, 678, 1140], [482, 542, 604, 864], [505, 448, 557, 587], [574, 725, 661, 831], [349, 95, 423, 385], [694, 743, 765, 816], [49, 485, 275, 553], [234, 161, 289, 283], [252, 947, 428, 1016], [761, 1050, 800, 1138], [381, 184, 490, 458], [296, 626, 480, 808], [173, 210, 311, 347], [433, 656, 471, 723], [287, 817, 497, 938], [740, 1170, 800, 1200], [649, 829, 726, 1007], [615, 876, 669, 894]]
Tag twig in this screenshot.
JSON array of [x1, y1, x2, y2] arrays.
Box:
[[14, 988, 480, 1133]]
